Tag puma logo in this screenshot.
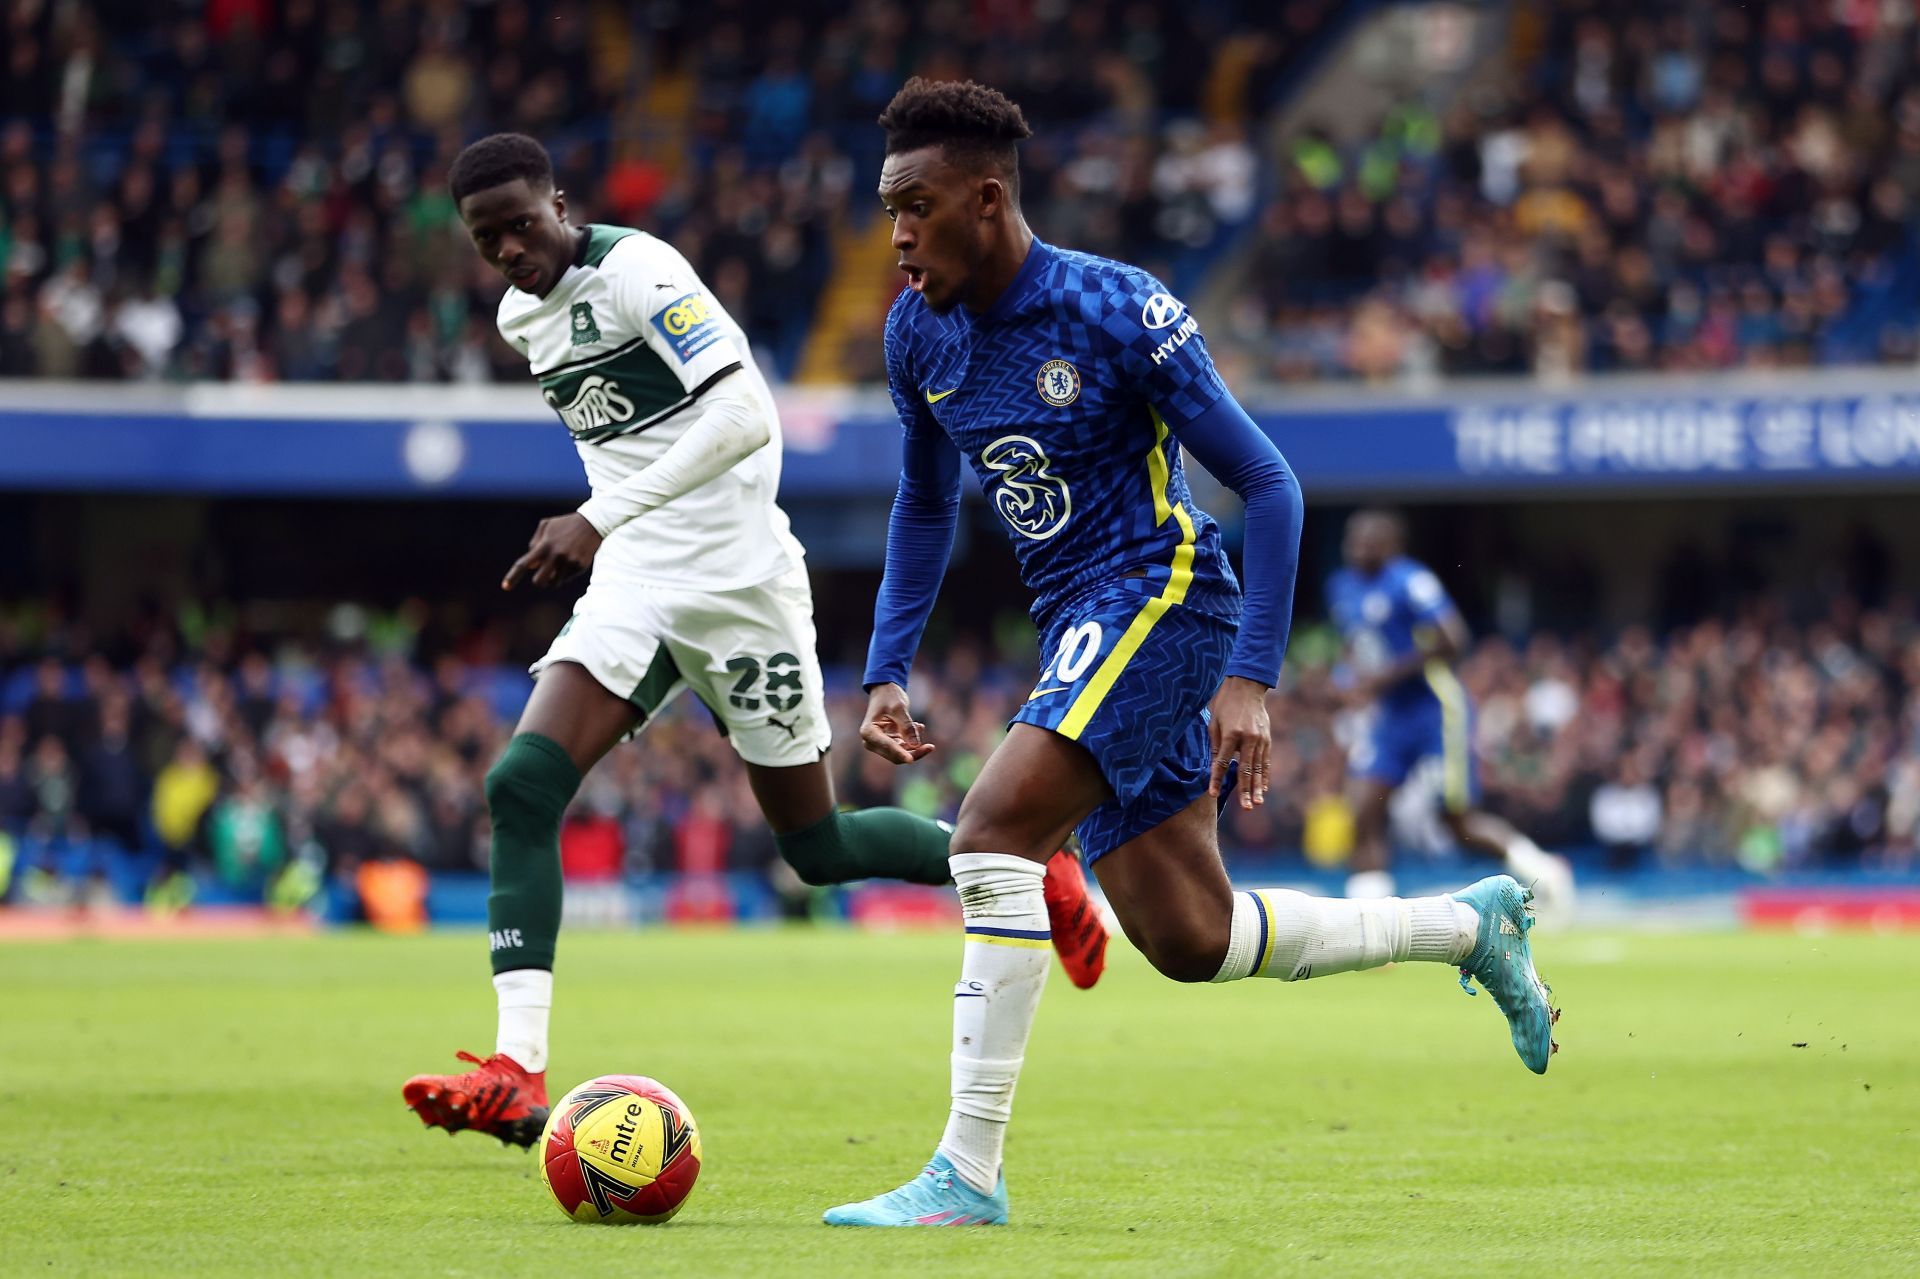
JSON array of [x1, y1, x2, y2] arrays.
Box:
[[768, 714, 798, 741]]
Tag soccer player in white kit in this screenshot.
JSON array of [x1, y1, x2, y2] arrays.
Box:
[[402, 134, 1108, 1148]]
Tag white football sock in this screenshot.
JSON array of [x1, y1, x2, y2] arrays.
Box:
[[1500, 834, 1556, 884], [1345, 868, 1396, 899], [493, 968, 552, 1072], [938, 852, 1050, 1195], [1209, 889, 1477, 983]]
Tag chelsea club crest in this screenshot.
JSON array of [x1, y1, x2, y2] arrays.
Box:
[[1036, 359, 1080, 407]]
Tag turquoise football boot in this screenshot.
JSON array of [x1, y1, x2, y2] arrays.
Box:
[[823, 1152, 1009, 1227], [1452, 874, 1560, 1073]]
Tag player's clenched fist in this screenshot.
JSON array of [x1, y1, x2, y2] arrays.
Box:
[[1208, 675, 1272, 809], [503, 513, 603, 591], [860, 682, 936, 765]]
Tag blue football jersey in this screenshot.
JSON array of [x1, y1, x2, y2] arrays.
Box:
[[1326, 556, 1458, 711], [882, 239, 1241, 627]]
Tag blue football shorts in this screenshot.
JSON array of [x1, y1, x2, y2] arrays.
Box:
[[1011, 579, 1236, 863], [1347, 668, 1479, 813]]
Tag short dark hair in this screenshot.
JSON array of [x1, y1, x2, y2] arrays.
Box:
[[879, 77, 1032, 196], [449, 133, 554, 203]]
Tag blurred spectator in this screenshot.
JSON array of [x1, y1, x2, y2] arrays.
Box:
[[208, 763, 286, 890], [26, 735, 81, 844], [79, 697, 145, 856], [1590, 756, 1663, 872], [355, 856, 429, 932], [1221, 0, 1920, 383], [1300, 790, 1356, 867], [151, 737, 219, 859], [24, 657, 84, 746], [10, 581, 1920, 914], [0, 734, 29, 828]]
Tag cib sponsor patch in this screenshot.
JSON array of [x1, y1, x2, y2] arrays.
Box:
[[651, 292, 722, 363]]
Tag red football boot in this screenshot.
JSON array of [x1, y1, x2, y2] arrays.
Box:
[[402, 1051, 549, 1148], [1043, 848, 1108, 990]]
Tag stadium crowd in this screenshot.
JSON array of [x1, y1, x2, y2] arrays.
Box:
[[0, 0, 1299, 385], [9, 1, 1920, 388], [1226, 0, 1920, 381], [2, 591, 1916, 911]]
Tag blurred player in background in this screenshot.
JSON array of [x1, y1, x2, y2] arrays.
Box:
[[824, 80, 1557, 1229], [1328, 509, 1574, 918], [401, 133, 1107, 1148]]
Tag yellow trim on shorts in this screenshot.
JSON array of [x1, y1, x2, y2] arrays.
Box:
[[1424, 662, 1471, 813], [1057, 409, 1197, 741]]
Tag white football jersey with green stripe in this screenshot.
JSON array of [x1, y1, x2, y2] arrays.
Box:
[[497, 223, 802, 591]]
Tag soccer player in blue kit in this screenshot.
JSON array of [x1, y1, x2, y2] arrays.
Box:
[[823, 79, 1559, 1228], [1328, 510, 1575, 915]]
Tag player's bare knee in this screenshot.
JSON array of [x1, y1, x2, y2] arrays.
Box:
[[949, 806, 1047, 861], [1136, 918, 1229, 984]]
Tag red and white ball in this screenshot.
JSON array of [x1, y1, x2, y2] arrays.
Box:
[[537, 1075, 702, 1224]]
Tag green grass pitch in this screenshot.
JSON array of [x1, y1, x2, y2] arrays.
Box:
[[3, 927, 1916, 1276]]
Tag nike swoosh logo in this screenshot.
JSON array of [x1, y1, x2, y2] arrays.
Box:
[[1028, 686, 1070, 699], [925, 387, 958, 404]]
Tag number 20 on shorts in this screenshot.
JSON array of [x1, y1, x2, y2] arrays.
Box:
[[1039, 621, 1105, 687]]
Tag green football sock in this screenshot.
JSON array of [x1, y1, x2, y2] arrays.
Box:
[[775, 807, 954, 887], [485, 733, 581, 975]]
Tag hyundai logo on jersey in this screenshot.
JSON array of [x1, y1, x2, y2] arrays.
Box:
[[1140, 292, 1186, 330]]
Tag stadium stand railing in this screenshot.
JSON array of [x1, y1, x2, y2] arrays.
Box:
[[5, 368, 1920, 501]]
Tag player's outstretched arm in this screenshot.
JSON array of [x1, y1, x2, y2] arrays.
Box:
[[862, 299, 965, 763], [1417, 601, 1470, 665], [860, 421, 963, 762], [1165, 390, 1305, 808], [1356, 570, 1467, 701], [564, 240, 772, 541], [1099, 274, 1301, 804], [500, 376, 767, 590], [573, 371, 769, 537]]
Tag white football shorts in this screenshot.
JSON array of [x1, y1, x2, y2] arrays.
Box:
[[531, 561, 832, 768]]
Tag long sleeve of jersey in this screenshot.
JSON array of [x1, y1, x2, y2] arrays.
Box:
[[574, 369, 768, 536], [864, 307, 965, 691], [1163, 391, 1303, 687], [863, 417, 963, 690]]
